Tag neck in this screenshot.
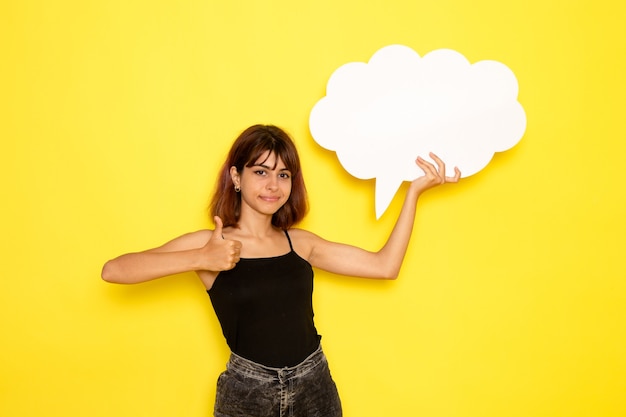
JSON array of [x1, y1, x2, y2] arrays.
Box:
[[236, 211, 278, 238]]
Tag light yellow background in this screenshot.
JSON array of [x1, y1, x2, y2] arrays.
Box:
[[2, 1, 625, 416]]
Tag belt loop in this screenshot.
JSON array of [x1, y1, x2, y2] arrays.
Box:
[[277, 368, 286, 384]]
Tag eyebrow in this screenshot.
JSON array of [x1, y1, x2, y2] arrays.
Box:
[[252, 163, 290, 172]]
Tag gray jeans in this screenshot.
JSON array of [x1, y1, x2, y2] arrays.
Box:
[[214, 345, 342, 417]]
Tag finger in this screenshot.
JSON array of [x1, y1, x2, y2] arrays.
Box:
[[443, 168, 461, 183], [450, 166, 461, 182], [415, 156, 438, 176], [228, 241, 242, 256], [417, 158, 442, 183], [429, 152, 446, 180], [212, 216, 224, 240]]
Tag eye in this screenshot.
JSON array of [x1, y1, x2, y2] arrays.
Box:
[[254, 169, 267, 176], [279, 172, 291, 179]]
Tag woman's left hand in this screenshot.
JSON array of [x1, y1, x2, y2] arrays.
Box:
[[411, 152, 461, 195]]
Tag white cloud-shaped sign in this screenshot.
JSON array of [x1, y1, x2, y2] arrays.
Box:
[[309, 45, 526, 218]]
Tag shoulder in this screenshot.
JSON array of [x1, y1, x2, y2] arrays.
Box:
[[285, 228, 326, 261], [149, 229, 212, 252], [286, 228, 320, 243], [175, 229, 213, 245]]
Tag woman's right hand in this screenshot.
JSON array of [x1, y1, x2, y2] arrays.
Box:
[[200, 216, 242, 271]]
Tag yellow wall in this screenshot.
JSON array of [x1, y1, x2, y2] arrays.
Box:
[[2, 1, 625, 416]]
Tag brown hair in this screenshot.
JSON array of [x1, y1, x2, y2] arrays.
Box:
[[210, 125, 308, 229]]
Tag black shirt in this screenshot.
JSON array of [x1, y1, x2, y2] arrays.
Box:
[[208, 230, 321, 367]]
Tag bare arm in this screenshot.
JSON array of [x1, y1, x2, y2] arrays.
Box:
[[303, 153, 460, 279], [101, 217, 242, 284]]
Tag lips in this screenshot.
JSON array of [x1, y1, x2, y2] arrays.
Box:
[[260, 196, 281, 202]]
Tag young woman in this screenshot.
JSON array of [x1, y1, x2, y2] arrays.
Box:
[[102, 124, 460, 417]]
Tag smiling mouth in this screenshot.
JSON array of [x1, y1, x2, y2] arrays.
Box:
[[260, 196, 281, 202]]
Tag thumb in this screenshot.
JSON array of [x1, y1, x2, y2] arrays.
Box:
[[212, 216, 224, 240]]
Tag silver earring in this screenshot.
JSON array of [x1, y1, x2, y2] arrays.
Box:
[[234, 185, 241, 193]]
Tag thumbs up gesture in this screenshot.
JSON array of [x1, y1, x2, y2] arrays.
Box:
[[200, 216, 242, 271]]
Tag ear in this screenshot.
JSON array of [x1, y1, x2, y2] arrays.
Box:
[[229, 166, 240, 187]]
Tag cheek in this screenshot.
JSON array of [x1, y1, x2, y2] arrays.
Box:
[[280, 184, 292, 201]]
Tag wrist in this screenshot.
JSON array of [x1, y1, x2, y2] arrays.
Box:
[[189, 247, 207, 271]]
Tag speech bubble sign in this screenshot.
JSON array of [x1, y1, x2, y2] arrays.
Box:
[[309, 45, 526, 218]]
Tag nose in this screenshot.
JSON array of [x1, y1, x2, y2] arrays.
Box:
[[266, 176, 278, 190]]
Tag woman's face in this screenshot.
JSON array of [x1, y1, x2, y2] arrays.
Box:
[[231, 151, 292, 218]]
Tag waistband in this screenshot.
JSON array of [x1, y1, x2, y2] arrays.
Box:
[[227, 345, 325, 382]]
